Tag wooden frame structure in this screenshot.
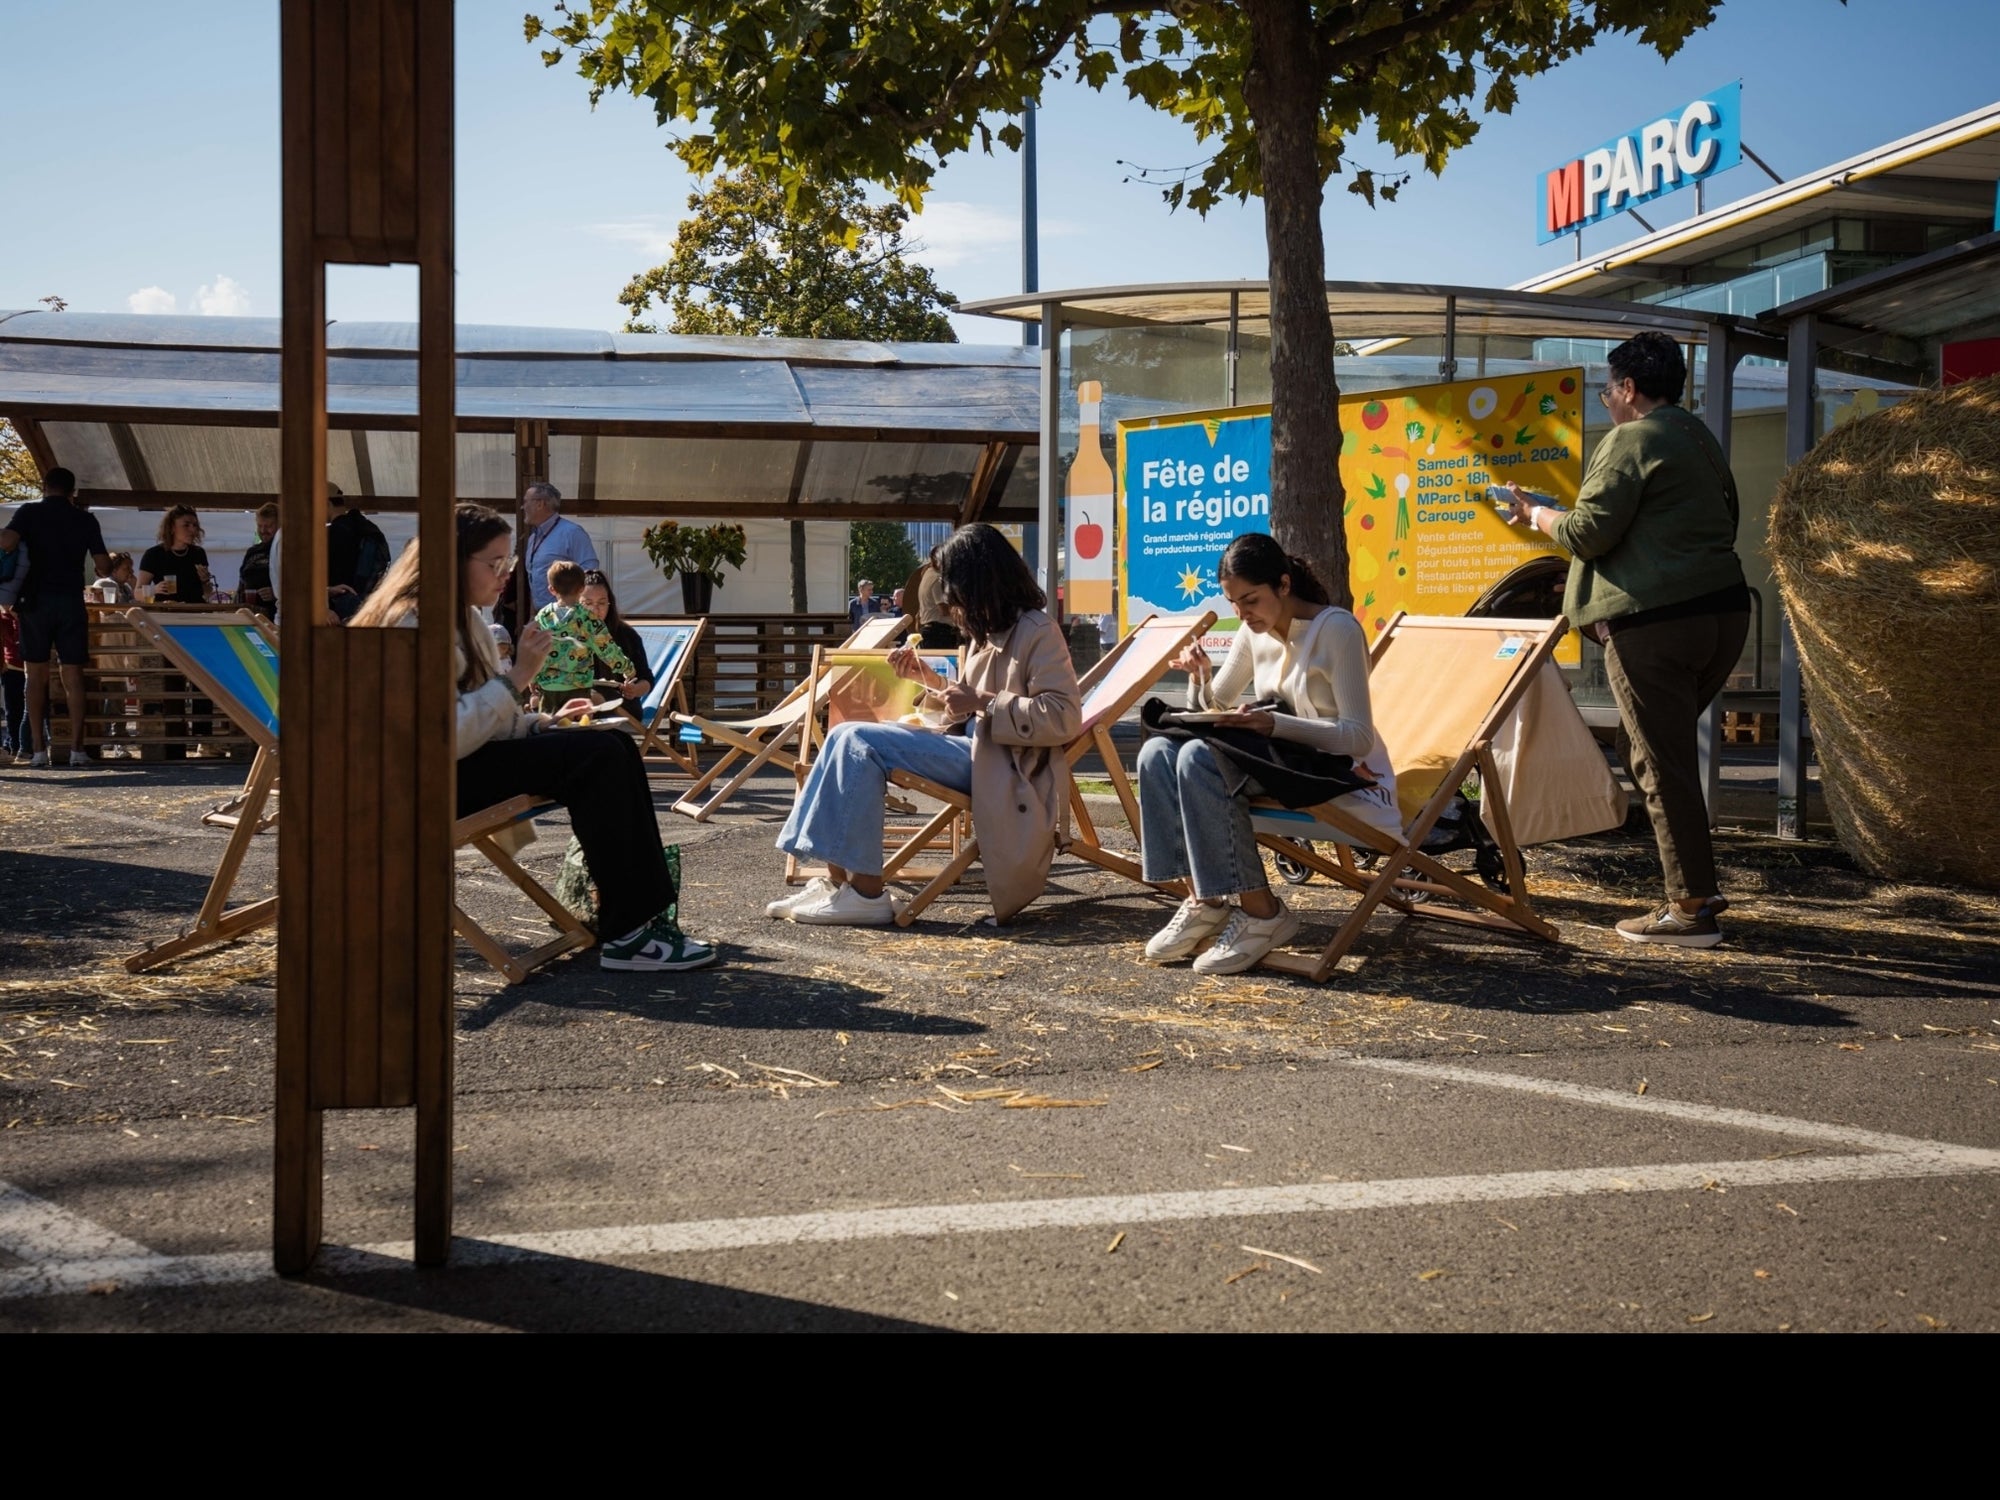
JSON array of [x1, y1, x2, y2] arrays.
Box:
[[1247, 613, 1568, 982], [669, 612, 910, 822], [610, 616, 706, 774], [890, 611, 1217, 927], [276, 0, 458, 1274]]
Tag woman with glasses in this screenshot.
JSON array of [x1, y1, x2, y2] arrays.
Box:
[[352, 505, 717, 972], [1502, 330, 1751, 948]]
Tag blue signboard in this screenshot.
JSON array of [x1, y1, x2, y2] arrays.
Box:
[[1537, 82, 1742, 243], [1117, 410, 1271, 635]]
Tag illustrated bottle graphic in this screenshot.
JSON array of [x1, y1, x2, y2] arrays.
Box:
[[1066, 379, 1115, 615]]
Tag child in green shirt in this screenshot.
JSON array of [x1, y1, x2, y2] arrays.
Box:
[[533, 560, 635, 707]]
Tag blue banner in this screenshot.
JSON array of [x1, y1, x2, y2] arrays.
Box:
[[1117, 411, 1270, 634], [1537, 82, 1742, 243]]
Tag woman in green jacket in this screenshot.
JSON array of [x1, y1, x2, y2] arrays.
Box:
[[1505, 330, 1750, 948]]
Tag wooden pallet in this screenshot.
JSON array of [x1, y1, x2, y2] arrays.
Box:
[[1722, 710, 1773, 745]]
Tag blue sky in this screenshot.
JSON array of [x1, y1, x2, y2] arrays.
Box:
[[3, 1, 1996, 342]]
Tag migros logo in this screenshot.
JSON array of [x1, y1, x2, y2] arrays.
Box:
[[1538, 83, 1741, 243]]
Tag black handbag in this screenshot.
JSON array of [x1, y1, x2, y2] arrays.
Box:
[[1139, 696, 1378, 808]]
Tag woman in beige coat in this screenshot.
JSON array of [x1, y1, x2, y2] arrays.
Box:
[[773, 523, 1081, 926]]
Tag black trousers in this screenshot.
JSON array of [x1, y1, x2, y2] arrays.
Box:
[[457, 727, 674, 939]]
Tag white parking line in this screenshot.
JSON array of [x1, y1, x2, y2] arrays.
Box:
[[5, 1141, 1998, 1301], [0, 1181, 159, 1265]]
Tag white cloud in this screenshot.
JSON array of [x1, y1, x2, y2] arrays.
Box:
[[128, 286, 178, 315], [904, 200, 1075, 272], [192, 274, 253, 316], [585, 217, 679, 259]]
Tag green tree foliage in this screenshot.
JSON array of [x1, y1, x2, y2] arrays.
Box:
[[620, 172, 958, 341], [528, 0, 1735, 606], [1, 421, 42, 504], [848, 521, 920, 600]]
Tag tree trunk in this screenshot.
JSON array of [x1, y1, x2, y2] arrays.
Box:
[[789, 519, 808, 611], [1241, 0, 1350, 611]]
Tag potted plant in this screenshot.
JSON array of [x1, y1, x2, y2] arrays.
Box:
[[641, 520, 748, 614]]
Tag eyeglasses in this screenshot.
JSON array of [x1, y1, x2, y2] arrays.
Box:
[[1599, 378, 1629, 408]]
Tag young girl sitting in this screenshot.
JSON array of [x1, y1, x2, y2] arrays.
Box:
[[531, 559, 635, 709]]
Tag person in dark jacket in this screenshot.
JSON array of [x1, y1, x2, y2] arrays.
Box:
[[580, 569, 653, 719], [1505, 330, 1751, 948]]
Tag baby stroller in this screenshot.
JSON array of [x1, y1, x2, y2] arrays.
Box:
[[1269, 556, 1566, 894]]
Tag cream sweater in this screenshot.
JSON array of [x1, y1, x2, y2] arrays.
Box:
[[1191, 608, 1398, 810]]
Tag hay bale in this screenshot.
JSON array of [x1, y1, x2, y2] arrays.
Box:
[[1768, 375, 2000, 888]]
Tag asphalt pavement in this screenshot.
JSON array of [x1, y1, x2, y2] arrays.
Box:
[[2, 755, 1995, 1332]]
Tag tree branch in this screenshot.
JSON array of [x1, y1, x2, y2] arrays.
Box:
[[1321, 0, 1508, 71]]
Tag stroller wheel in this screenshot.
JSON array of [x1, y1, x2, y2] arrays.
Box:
[[1272, 841, 1314, 885], [1475, 842, 1510, 894]]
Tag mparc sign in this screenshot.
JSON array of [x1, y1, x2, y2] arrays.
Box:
[[1537, 82, 1741, 244]]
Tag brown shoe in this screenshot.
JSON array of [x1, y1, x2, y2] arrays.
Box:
[[1616, 903, 1723, 948]]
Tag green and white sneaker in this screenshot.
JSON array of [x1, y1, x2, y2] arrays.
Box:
[[600, 912, 719, 972]]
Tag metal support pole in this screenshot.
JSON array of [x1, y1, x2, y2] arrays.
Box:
[[1697, 320, 1740, 821], [1035, 300, 1062, 608], [1439, 294, 1458, 383], [1225, 290, 1240, 408], [1021, 105, 1039, 350], [1777, 315, 1817, 840]]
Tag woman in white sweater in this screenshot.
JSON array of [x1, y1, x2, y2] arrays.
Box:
[[1137, 532, 1399, 975], [352, 504, 715, 973]]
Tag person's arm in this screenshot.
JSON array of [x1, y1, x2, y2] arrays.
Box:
[[1192, 625, 1254, 711], [1549, 430, 1648, 561], [1266, 613, 1379, 757], [980, 616, 1083, 747], [579, 614, 633, 680], [573, 527, 600, 574], [0, 527, 18, 554], [92, 551, 112, 579]]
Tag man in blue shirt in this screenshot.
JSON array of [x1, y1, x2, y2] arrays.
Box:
[[847, 578, 878, 632], [0, 467, 111, 767], [520, 482, 600, 614]]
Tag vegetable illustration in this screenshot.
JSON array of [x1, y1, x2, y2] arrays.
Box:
[[1559, 376, 1577, 395], [1353, 547, 1380, 583], [1427, 423, 1441, 455], [1538, 394, 1558, 416], [1514, 427, 1535, 446], [1404, 420, 1427, 444], [1360, 513, 1376, 530], [1503, 382, 1536, 422], [1375, 446, 1409, 460], [1341, 429, 1359, 454], [1361, 400, 1389, 430], [1364, 472, 1387, 500]]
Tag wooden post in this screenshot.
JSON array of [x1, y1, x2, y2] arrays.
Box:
[[277, 0, 457, 1275], [511, 418, 548, 631]]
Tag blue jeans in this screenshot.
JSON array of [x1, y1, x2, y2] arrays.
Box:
[[778, 721, 975, 876], [1137, 736, 1268, 899]]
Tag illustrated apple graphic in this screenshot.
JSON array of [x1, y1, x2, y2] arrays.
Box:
[[1361, 400, 1389, 430], [1073, 510, 1104, 561], [1559, 376, 1577, 395], [1359, 514, 1375, 530]]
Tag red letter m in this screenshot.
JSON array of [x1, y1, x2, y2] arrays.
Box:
[[1545, 161, 1583, 232]]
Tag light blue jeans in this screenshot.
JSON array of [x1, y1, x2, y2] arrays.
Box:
[[777, 721, 975, 876], [1138, 735, 1268, 899]]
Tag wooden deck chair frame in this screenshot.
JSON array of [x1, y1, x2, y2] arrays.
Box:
[[1248, 612, 1568, 982], [783, 644, 969, 886], [889, 610, 1219, 927], [117, 608, 593, 986], [605, 615, 707, 775], [670, 611, 909, 822]]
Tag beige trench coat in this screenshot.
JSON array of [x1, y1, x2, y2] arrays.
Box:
[[946, 609, 1081, 923]]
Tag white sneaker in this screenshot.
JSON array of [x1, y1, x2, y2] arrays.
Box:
[[766, 877, 836, 920], [25, 750, 49, 769], [1143, 896, 1235, 963], [1191, 900, 1301, 976], [67, 751, 91, 768], [791, 883, 897, 926]]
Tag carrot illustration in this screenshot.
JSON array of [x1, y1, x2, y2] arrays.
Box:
[[1503, 381, 1536, 422], [1374, 446, 1408, 460], [1452, 435, 1481, 452]]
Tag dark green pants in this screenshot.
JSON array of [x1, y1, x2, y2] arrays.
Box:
[[1603, 610, 1751, 903]]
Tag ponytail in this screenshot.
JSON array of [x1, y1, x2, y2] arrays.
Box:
[[1218, 532, 1330, 606]]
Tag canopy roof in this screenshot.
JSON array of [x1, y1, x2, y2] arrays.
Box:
[[0, 312, 1041, 520], [1766, 228, 2000, 369], [958, 278, 1727, 345]]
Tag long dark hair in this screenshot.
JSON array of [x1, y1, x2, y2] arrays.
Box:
[[933, 523, 1045, 643], [351, 503, 513, 691], [1217, 532, 1331, 606], [581, 568, 625, 630]]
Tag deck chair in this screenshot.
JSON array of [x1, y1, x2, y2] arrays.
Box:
[[670, 611, 909, 822], [602, 616, 706, 775], [117, 609, 594, 986], [783, 645, 966, 885], [1246, 613, 1574, 982], [890, 610, 1218, 926]]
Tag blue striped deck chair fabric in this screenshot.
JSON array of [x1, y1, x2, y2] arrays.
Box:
[[618, 617, 707, 775]]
